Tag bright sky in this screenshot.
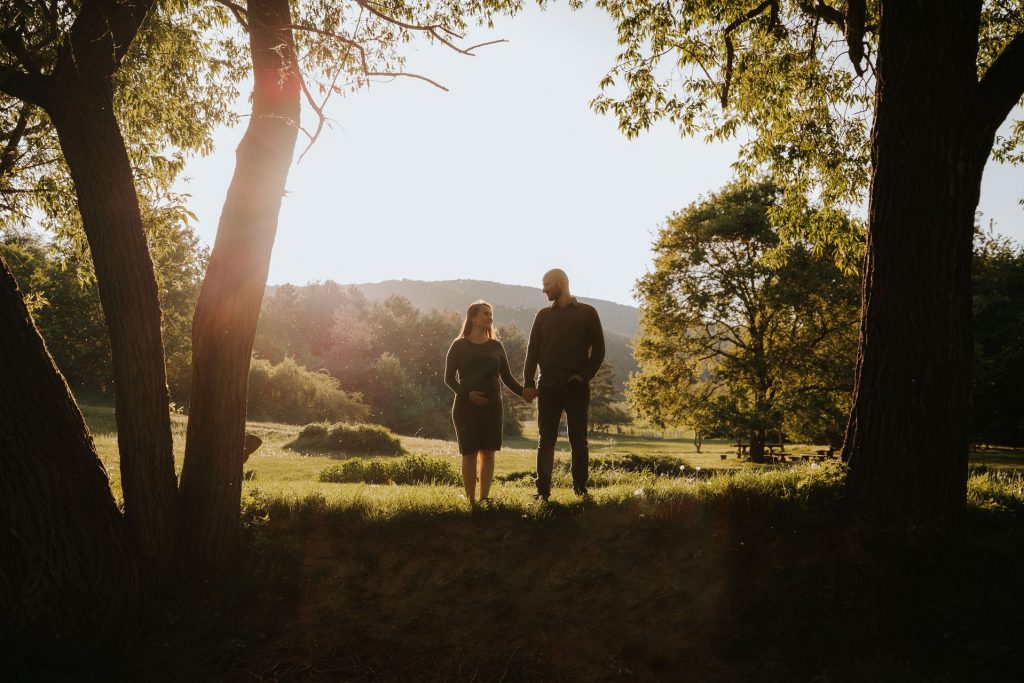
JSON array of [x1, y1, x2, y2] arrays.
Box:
[[176, 4, 1024, 307]]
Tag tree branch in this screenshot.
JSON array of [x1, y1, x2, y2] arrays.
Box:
[[54, 0, 157, 82], [0, 103, 31, 178], [845, 0, 866, 76], [722, 1, 778, 107], [0, 66, 47, 105], [1, 26, 42, 76], [212, 0, 249, 31], [797, 1, 845, 31], [978, 31, 1024, 139], [285, 22, 450, 91]]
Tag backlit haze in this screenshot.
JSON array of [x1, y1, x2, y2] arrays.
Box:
[[176, 4, 1023, 307]]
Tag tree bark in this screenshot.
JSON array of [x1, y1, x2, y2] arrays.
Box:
[[842, 1, 991, 526], [45, 82, 178, 571], [748, 429, 766, 463], [178, 0, 300, 578], [0, 254, 140, 639]]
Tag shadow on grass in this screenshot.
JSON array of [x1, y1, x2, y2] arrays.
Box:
[[117, 468, 1024, 683]]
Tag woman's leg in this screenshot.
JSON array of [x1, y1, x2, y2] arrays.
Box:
[[461, 454, 477, 503], [478, 450, 495, 500]]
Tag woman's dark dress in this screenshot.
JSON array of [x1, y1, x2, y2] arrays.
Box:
[[444, 338, 524, 456]]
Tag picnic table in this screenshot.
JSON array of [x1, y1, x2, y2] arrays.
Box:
[[795, 448, 837, 462], [732, 443, 790, 459]]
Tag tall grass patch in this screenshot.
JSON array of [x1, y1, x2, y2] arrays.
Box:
[[320, 454, 460, 485]]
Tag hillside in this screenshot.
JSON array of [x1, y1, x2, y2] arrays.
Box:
[[351, 279, 640, 338], [350, 279, 640, 387]]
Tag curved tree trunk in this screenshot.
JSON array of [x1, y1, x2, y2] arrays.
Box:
[[0, 254, 140, 639], [843, 2, 991, 526], [46, 82, 178, 571], [178, 0, 300, 578]]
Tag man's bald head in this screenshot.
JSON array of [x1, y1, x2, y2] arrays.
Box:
[[543, 268, 568, 287], [542, 269, 571, 303]]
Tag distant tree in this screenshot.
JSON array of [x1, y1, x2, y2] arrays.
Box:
[[1, 209, 207, 403], [629, 181, 859, 462], [589, 361, 630, 432], [972, 229, 1024, 447], [591, 0, 1024, 524], [246, 356, 369, 425], [498, 322, 530, 436]]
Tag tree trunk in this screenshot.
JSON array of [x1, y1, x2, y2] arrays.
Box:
[[178, 0, 300, 578], [748, 429, 766, 464], [46, 82, 178, 571], [0, 254, 140, 639], [842, 2, 990, 526]]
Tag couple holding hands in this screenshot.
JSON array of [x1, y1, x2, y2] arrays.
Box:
[[444, 269, 605, 505]]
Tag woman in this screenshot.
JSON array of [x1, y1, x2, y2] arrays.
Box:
[[444, 300, 525, 505]]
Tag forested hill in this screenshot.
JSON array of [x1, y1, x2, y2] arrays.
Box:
[[350, 279, 640, 339], [264, 279, 640, 389], [349, 279, 639, 386]]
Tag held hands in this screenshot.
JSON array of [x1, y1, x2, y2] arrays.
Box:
[[468, 391, 490, 406], [568, 374, 584, 383], [522, 387, 538, 402]]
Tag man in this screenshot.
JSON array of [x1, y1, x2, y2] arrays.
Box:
[[522, 268, 605, 500]]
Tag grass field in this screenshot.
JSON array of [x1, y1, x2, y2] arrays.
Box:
[[27, 404, 1017, 682], [81, 403, 1024, 506]]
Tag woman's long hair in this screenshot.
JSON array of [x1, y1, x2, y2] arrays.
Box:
[[459, 300, 499, 340]]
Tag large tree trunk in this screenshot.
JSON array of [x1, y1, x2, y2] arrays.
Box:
[[748, 429, 766, 464], [842, 2, 991, 526], [45, 82, 178, 571], [178, 0, 300, 578], [0, 254, 140, 639]]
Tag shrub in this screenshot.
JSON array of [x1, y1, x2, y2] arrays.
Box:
[[288, 422, 406, 456], [248, 356, 369, 425], [319, 454, 460, 485], [587, 453, 689, 476]]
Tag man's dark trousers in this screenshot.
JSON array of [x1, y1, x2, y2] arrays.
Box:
[[535, 380, 590, 497]]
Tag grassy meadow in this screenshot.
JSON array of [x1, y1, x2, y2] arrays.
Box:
[[52, 404, 1024, 682], [81, 403, 1024, 509]]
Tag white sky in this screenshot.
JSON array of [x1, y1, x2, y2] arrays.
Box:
[[175, 4, 1024, 307]]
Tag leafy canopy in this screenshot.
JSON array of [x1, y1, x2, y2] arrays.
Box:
[[628, 180, 859, 446], [590, 1, 1024, 262]]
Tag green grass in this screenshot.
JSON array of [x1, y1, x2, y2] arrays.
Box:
[[81, 402, 1024, 507], [20, 403, 1023, 681]]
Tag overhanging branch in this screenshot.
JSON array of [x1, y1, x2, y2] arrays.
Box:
[[846, 0, 866, 76], [0, 103, 31, 178], [978, 31, 1024, 139], [722, 1, 779, 107]]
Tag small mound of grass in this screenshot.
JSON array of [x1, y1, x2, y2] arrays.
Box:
[[319, 454, 460, 486], [287, 422, 406, 456]]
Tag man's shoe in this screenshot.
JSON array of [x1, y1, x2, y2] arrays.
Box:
[[533, 493, 549, 502], [573, 486, 590, 497]]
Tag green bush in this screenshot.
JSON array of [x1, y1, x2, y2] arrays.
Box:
[[288, 422, 406, 455], [587, 453, 689, 476], [319, 454, 461, 485], [248, 357, 369, 426]]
